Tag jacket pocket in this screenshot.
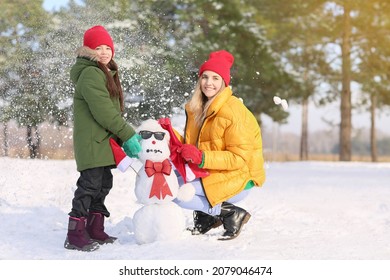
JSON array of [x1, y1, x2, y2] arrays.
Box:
[[94, 129, 111, 143]]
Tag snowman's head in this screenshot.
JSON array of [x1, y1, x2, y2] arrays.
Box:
[[136, 119, 171, 163]]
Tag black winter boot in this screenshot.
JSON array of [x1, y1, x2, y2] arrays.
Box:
[[187, 211, 222, 235], [86, 212, 117, 244], [218, 202, 251, 240], [64, 217, 100, 251]]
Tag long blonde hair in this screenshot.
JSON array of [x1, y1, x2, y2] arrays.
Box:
[[188, 77, 226, 127]]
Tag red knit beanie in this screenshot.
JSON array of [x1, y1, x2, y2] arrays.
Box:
[[198, 50, 234, 86], [83, 25, 115, 56]]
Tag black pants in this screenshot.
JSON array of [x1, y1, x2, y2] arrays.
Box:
[[69, 166, 113, 218]]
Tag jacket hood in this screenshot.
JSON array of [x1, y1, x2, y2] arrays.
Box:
[[70, 46, 100, 85], [75, 46, 99, 61]]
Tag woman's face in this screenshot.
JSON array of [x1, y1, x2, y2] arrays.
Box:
[[95, 45, 113, 65], [200, 70, 224, 99]]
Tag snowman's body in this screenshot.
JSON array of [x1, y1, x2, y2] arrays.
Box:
[[135, 158, 179, 206], [133, 202, 185, 244], [133, 119, 193, 244]]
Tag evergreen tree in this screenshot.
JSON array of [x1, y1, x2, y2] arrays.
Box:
[[170, 0, 300, 125], [0, 0, 50, 158]]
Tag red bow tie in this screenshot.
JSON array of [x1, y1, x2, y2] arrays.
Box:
[[145, 159, 173, 199]]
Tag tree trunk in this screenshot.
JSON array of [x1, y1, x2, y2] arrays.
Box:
[[300, 97, 309, 160], [26, 125, 41, 159], [339, 0, 352, 161], [2, 122, 9, 157], [370, 94, 378, 162], [271, 122, 279, 161]]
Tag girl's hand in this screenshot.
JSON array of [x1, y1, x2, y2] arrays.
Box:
[[123, 134, 142, 158]]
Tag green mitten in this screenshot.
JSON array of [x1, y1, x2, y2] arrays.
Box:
[[123, 134, 142, 158]]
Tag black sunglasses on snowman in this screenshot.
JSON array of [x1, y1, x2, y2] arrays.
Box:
[[139, 130, 165, 141]]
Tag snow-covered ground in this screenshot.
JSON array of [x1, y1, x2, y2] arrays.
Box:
[[1, 157, 390, 279]]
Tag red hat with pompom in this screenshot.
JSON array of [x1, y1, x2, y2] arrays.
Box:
[[83, 25, 115, 56], [198, 50, 234, 86], [109, 138, 132, 172]]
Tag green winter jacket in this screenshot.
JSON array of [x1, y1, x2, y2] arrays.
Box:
[[70, 47, 135, 171]]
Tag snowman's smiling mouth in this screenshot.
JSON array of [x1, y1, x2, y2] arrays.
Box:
[[146, 149, 163, 154]]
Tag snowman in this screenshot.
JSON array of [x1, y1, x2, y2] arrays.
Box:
[[131, 119, 195, 244]]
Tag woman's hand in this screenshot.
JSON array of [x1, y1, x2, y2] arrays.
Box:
[[177, 144, 203, 165]]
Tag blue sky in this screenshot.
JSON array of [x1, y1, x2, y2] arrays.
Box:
[[43, 0, 83, 11], [43, 0, 69, 11]]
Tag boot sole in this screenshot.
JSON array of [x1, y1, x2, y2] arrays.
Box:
[[64, 238, 100, 252], [187, 219, 223, 235], [218, 212, 251, 241], [93, 236, 117, 245]]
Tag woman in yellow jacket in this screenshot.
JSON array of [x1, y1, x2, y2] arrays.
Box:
[[175, 50, 266, 240]]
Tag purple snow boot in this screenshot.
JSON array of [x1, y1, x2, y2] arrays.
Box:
[[64, 217, 99, 251], [86, 212, 117, 244]]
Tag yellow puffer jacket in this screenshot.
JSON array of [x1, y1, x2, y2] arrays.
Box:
[[184, 87, 266, 207]]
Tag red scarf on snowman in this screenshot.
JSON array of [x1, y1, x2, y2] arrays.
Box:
[[158, 118, 209, 183]]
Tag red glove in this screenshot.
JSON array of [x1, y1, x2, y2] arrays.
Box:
[[177, 144, 203, 165]]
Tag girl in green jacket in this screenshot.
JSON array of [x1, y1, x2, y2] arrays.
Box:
[[64, 25, 141, 251]]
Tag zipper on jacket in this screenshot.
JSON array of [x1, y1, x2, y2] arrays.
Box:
[[195, 110, 214, 147], [184, 108, 214, 208], [196, 110, 215, 208]]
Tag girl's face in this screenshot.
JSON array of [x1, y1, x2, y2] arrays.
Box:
[[95, 45, 113, 65], [200, 70, 224, 99]]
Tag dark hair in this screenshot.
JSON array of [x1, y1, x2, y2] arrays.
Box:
[[97, 60, 124, 112]]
